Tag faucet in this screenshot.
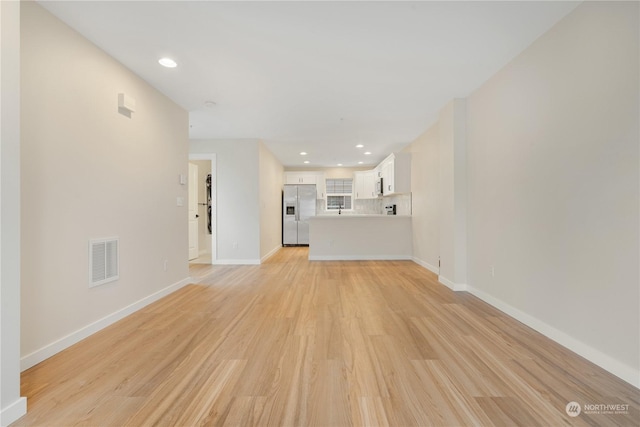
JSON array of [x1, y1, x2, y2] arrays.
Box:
[[339, 205, 343, 215]]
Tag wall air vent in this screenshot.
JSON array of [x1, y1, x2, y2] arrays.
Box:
[[89, 237, 119, 287]]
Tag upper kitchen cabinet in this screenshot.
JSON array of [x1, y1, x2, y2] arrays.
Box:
[[354, 170, 377, 199], [315, 172, 326, 199], [379, 153, 411, 195], [285, 172, 316, 185], [284, 171, 325, 199]]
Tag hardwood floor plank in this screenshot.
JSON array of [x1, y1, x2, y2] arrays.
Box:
[[221, 396, 267, 427], [340, 317, 391, 399], [307, 360, 353, 427], [369, 334, 435, 426], [474, 397, 544, 427], [170, 359, 247, 426], [410, 359, 493, 427], [233, 318, 293, 397], [357, 396, 389, 427], [13, 247, 639, 426]]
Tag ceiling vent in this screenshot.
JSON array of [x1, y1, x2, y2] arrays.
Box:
[[89, 237, 119, 287]]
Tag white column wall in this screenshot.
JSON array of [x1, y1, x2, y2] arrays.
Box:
[[259, 142, 284, 262], [437, 99, 468, 290], [404, 125, 440, 273], [0, 1, 27, 425]]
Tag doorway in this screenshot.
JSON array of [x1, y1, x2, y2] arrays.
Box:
[[188, 154, 216, 264]]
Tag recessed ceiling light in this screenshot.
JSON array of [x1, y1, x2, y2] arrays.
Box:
[[300, 152, 308, 156], [158, 57, 177, 68], [356, 144, 364, 148], [204, 101, 216, 108], [364, 151, 372, 155], [303, 160, 310, 164], [337, 163, 343, 166], [358, 161, 364, 164]]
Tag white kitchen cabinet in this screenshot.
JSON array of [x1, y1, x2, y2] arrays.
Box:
[[285, 172, 316, 185], [378, 152, 411, 195], [354, 171, 365, 199], [284, 171, 325, 199], [315, 172, 326, 199], [354, 170, 377, 199], [363, 170, 376, 199], [380, 159, 394, 194]]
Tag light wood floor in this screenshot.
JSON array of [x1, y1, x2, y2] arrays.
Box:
[[14, 248, 639, 426]]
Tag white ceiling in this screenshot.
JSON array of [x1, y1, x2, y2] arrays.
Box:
[[38, 1, 578, 168]]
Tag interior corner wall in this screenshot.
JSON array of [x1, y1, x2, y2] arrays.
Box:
[[1, 0, 27, 424], [259, 142, 284, 261], [190, 139, 261, 263], [438, 99, 468, 289], [466, 1, 639, 385], [20, 2, 190, 368], [404, 124, 440, 273]]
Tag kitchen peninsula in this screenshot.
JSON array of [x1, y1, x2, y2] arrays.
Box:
[[308, 215, 412, 260]]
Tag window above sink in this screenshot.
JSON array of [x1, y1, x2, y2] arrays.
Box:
[[325, 178, 353, 211]]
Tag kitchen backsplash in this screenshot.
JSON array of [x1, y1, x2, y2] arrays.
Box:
[[317, 193, 412, 215], [384, 193, 412, 215]]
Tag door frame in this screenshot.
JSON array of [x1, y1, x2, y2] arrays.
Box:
[[188, 153, 217, 263], [187, 162, 199, 260]]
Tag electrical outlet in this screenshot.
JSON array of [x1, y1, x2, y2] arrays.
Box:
[[491, 265, 495, 277]]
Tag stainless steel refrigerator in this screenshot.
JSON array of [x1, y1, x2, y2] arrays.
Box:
[[283, 184, 316, 245]]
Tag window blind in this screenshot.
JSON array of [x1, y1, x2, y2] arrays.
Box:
[[325, 178, 353, 194]]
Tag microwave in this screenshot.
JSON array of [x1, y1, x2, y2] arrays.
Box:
[[376, 177, 384, 196]]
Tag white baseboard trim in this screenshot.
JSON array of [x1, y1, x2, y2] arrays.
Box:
[[412, 257, 439, 275], [20, 277, 193, 372], [438, 275, 468, 291], [309, 255, 413, 261], [1, 397, 27, 427], [260, 246, 281, 263], [212, 259, 261, 265], [466, 285, 640, 389]]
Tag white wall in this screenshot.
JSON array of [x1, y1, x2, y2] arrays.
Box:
[[404, 125, 439, 273], [466, 1, 639, 384], [21, 2, 190, 369], [405, 0, 639, 387], [1, 1, 27, 424], [190, 140, 261, 263], [259, 142, 284, 261], [438, 99, 468, 290]]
